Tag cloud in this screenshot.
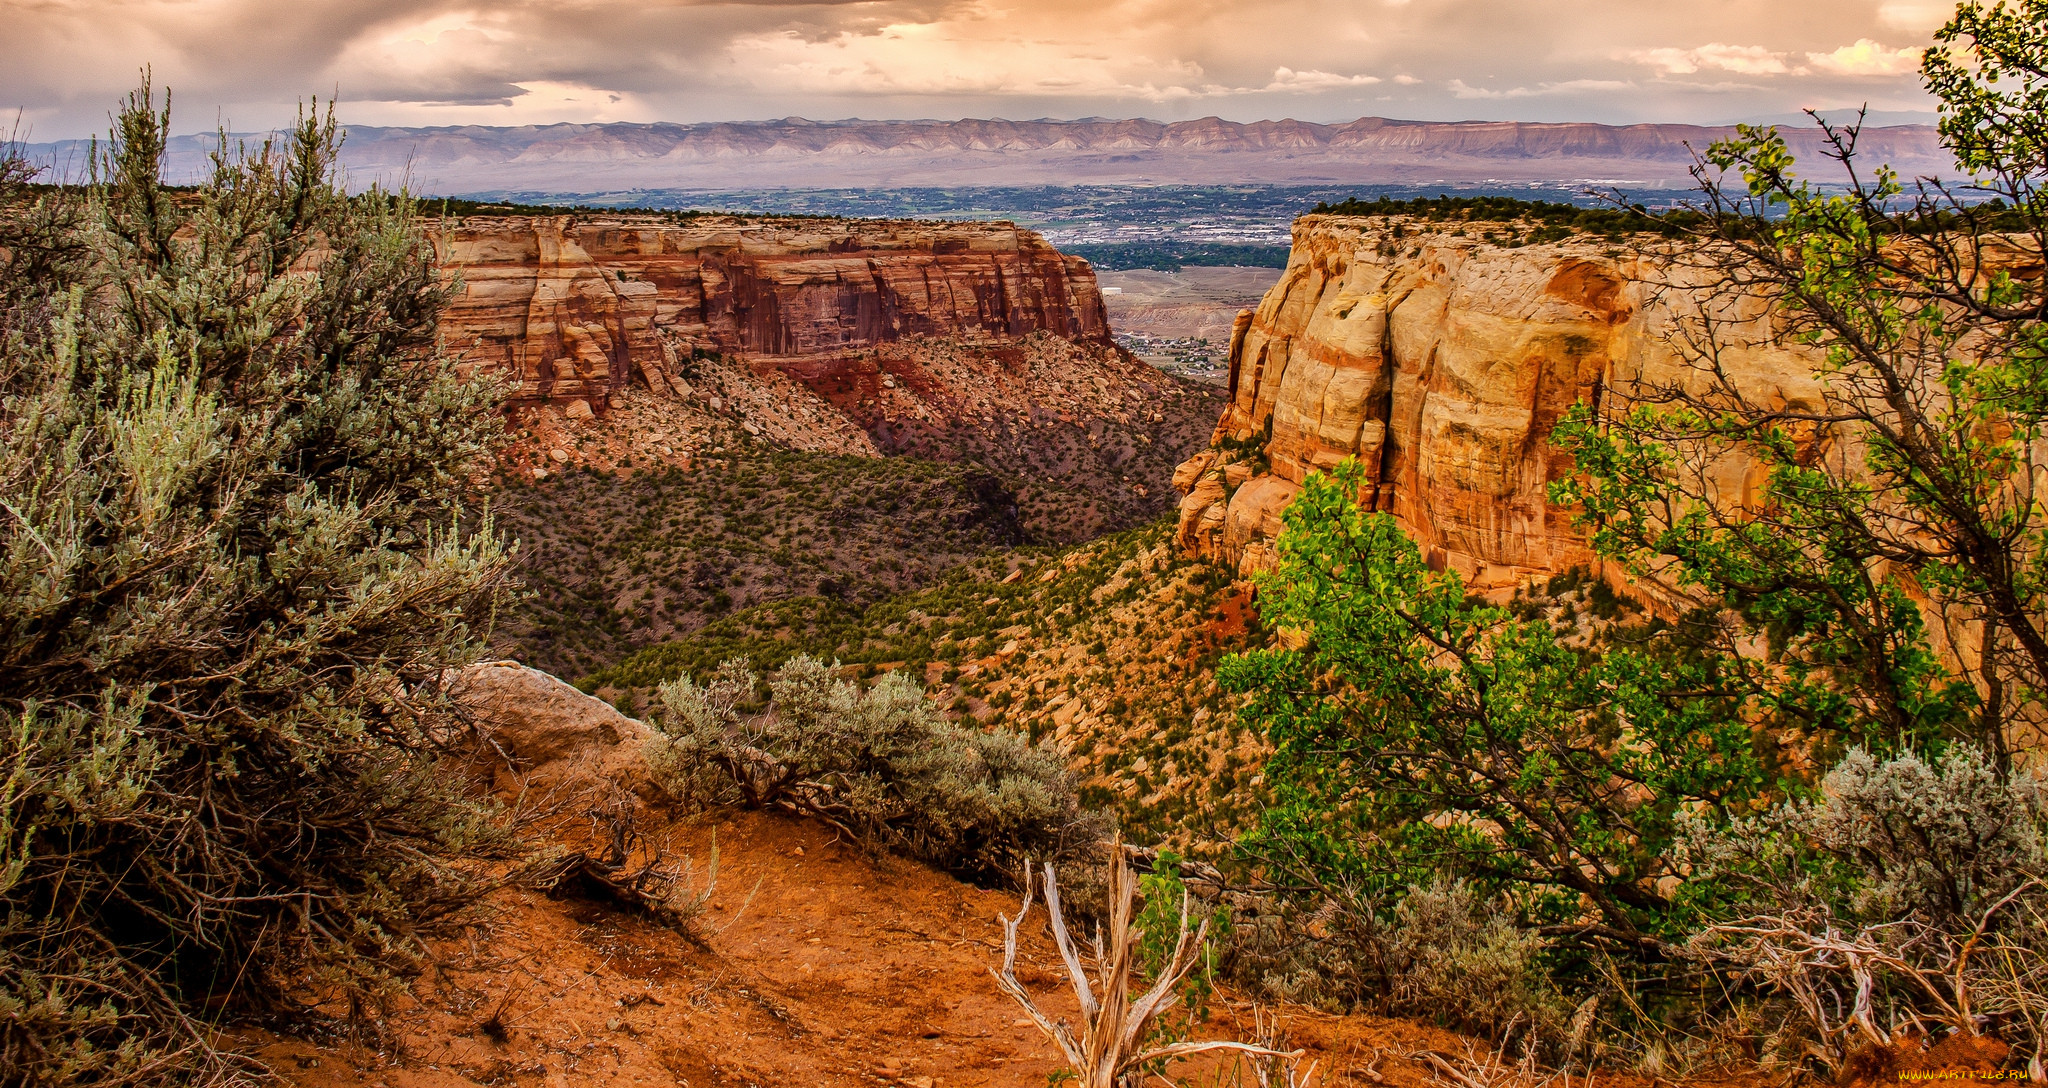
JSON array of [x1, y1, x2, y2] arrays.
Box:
[[1624, 38, 1924, 82], [1450, 79, 1634, 100], [724, 20, 1221, 101], [1627, 44, 1792, 77], [0, 0, 1944, 137], [1807, 38, 1924, 76], [1262, 67, 1381, 92]]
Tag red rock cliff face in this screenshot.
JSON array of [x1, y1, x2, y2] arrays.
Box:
[[1175, 215, 1818, 588], [432, 215, 1110, 409]]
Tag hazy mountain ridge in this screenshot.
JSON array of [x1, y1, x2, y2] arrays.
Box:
[[23, 115, 1950, 191]]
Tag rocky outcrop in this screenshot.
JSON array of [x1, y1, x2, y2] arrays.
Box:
[[1175, 216, 1818, 587], [432, 215, 1110, 411]]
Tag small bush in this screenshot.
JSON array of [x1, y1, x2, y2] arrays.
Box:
[[1384, 881, 1564, 1043], [1219, 880, 1562, 1046], [649, 655, 1097, 877], [1678, 747, 2048, 1070], [1680, 746, 2046, 929]]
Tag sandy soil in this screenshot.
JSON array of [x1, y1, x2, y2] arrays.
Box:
[[239, 809, 1590, 1088]]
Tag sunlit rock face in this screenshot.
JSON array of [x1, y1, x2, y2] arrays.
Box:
[[432, 215, 1111, 411], [1175, 215, 1819, 587]]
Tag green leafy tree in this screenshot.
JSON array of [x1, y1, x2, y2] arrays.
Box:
[[1556, 0, 2048, 762], [1221, 460, 1789, 945], [0, 79, 511, 1086], [1220, 0, 2048, 1065]]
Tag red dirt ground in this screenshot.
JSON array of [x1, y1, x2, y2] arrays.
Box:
[[241, 809, 1747, 1088]]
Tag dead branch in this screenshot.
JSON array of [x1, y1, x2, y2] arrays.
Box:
[[990, 841, 1305, 1087]]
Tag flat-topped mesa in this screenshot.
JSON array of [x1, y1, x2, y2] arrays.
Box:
[[431, 214, 1111, 411], [1174, 214, 1820, 589]]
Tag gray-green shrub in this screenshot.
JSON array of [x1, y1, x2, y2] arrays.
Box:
[[1679, 747, 2048, 1068], [1384, 880, 1565, 1043], [1218, 879, 1561, 1045], [1679, 746, 2046, 928], [0, 83, 509, 1086], [649, 655, 1094, 876]]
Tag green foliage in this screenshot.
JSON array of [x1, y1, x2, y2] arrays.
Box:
[[430, 195, 703, 219], [1238, 5, 2048, 1069], [1135, 851, 1225, 1019], [1553, 400, 1980, 754], [648, 655, 1096, 877], [1223, 459, 1789, 942], [1926, 0, 2048, 180], [0, 82, 510, 1085], [1551, 3, 2048, 758], [1309, 194, 1706, 239]]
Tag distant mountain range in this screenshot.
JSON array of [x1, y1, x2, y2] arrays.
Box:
[[23, 116, 1951, 195]]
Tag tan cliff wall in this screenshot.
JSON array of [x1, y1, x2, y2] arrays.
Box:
[[1174, 215, 1820, 589], [431, 215, 1111, 410]]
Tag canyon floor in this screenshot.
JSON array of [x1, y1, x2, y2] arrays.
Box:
[[489, 334, 1224, 680]]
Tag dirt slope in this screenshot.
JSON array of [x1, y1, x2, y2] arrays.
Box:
[[244, 810, 1502, 1088]]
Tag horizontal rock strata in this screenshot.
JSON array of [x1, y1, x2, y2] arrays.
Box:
[[432, 215, 1110, 411]]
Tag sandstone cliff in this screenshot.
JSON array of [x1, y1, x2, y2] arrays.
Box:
[[432, 214, 1109, 411], [1174, 216, 1818, 588]]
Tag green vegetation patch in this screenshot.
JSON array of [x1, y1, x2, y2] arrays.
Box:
[[590, 520, 1267, 845], [583, 524, 1178, 693], [1312, 194, 1707, 243]]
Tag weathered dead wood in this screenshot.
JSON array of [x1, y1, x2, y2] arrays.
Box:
[[991, 842, 1305, 1087]]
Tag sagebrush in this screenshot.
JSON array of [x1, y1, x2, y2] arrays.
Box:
[[0, 82, 510, 1086], [648, 654, 1098, 876]]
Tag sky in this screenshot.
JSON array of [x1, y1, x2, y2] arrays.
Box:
[[2, 0, 1956, 139]]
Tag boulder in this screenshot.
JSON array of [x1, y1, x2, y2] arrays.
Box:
[[449, 661, 656, 796]]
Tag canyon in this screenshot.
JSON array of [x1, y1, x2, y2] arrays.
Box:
[[434, 212, 1225, 677], [432, 213, 1217, 535], [1173, 215, 1822, 588]]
